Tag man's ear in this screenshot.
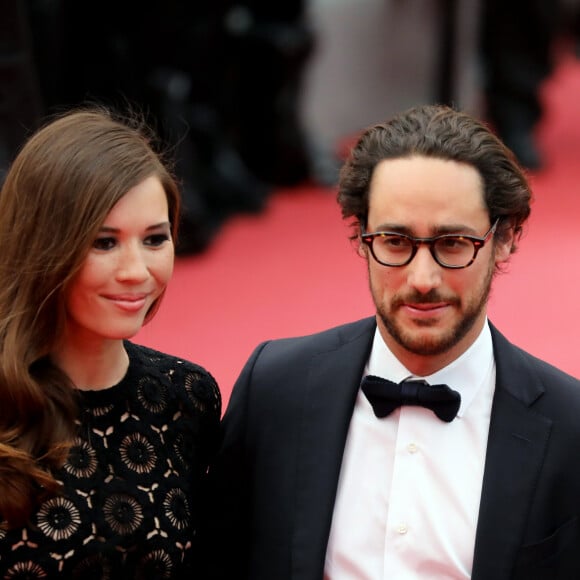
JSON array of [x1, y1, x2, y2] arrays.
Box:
[[357, 240, 368, 259], [494, 226, 515, 264]]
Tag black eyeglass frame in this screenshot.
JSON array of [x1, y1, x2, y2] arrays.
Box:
[[360, 218, 500, 269]]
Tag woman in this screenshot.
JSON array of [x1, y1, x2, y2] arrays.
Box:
[[0, 106, 221, 577]]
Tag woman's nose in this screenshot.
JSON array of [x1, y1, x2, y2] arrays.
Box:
[[116, 243, 149, 282]]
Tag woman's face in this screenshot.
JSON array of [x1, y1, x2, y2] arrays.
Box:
[[64, 175, 175, 347]]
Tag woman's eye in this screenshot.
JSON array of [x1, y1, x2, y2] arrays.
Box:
[[93, 237, 116, 251], [145, 233, 171, 247]]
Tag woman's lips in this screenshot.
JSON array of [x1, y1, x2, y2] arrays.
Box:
[[104, 293, 149, 312]]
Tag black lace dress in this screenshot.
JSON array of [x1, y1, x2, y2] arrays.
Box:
[[0, 341, 221, 578]]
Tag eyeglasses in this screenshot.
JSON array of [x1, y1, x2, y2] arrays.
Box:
[[361, 218, 499, 269]]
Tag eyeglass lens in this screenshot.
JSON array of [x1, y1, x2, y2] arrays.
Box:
[[372, 234, 475, 267]]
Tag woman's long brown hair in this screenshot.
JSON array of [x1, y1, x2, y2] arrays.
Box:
[[0, 105, 180, 528]]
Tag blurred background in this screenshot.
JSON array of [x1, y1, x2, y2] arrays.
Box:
[[2, 0, 580, 401]]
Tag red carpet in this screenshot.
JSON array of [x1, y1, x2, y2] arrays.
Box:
[[137, 52, 580, 405]]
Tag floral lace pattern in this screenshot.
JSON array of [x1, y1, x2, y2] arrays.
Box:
[[0, 342, 221, 577]]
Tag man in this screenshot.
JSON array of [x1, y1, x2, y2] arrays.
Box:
[[202, 104, 580, 579]]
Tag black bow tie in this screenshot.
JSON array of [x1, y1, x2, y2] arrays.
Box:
[[361, 375, 461, 422]]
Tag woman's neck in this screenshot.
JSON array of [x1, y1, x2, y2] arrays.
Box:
[[52, 338, 130, 391]]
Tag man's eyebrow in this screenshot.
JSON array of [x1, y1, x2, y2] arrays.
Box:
[[372, 223, 479, 236]]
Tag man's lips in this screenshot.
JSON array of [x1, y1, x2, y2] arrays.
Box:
[[401, 300, 452, 318], [406, 302, 448, 311]]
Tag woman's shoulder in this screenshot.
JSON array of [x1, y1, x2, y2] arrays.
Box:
[[125, 340, 213, 376], [125, 340, 221, 411]]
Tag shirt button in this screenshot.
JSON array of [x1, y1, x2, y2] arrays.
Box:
[[407, 443, 418, 454], [397, 525, 408, 535]]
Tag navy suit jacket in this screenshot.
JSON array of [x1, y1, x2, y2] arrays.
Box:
[[202, 318, 580, 579]]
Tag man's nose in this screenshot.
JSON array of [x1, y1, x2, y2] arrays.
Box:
[[405, 244, 442, 293]]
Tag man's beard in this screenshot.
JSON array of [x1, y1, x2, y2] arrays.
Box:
[[373, 260, 495, 356]]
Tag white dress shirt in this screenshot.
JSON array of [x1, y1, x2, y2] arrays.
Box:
[[324, 321, 496, 579]]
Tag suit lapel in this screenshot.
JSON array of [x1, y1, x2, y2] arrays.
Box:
[[291, 318, 375, 579], [472, 326, 552, 580]]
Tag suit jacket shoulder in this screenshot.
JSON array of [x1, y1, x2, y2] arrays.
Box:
[[490, 323, 580, 414], [248, 317, 376, 368]]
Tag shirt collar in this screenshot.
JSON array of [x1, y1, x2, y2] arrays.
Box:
[[366, 319, 495, 417]]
